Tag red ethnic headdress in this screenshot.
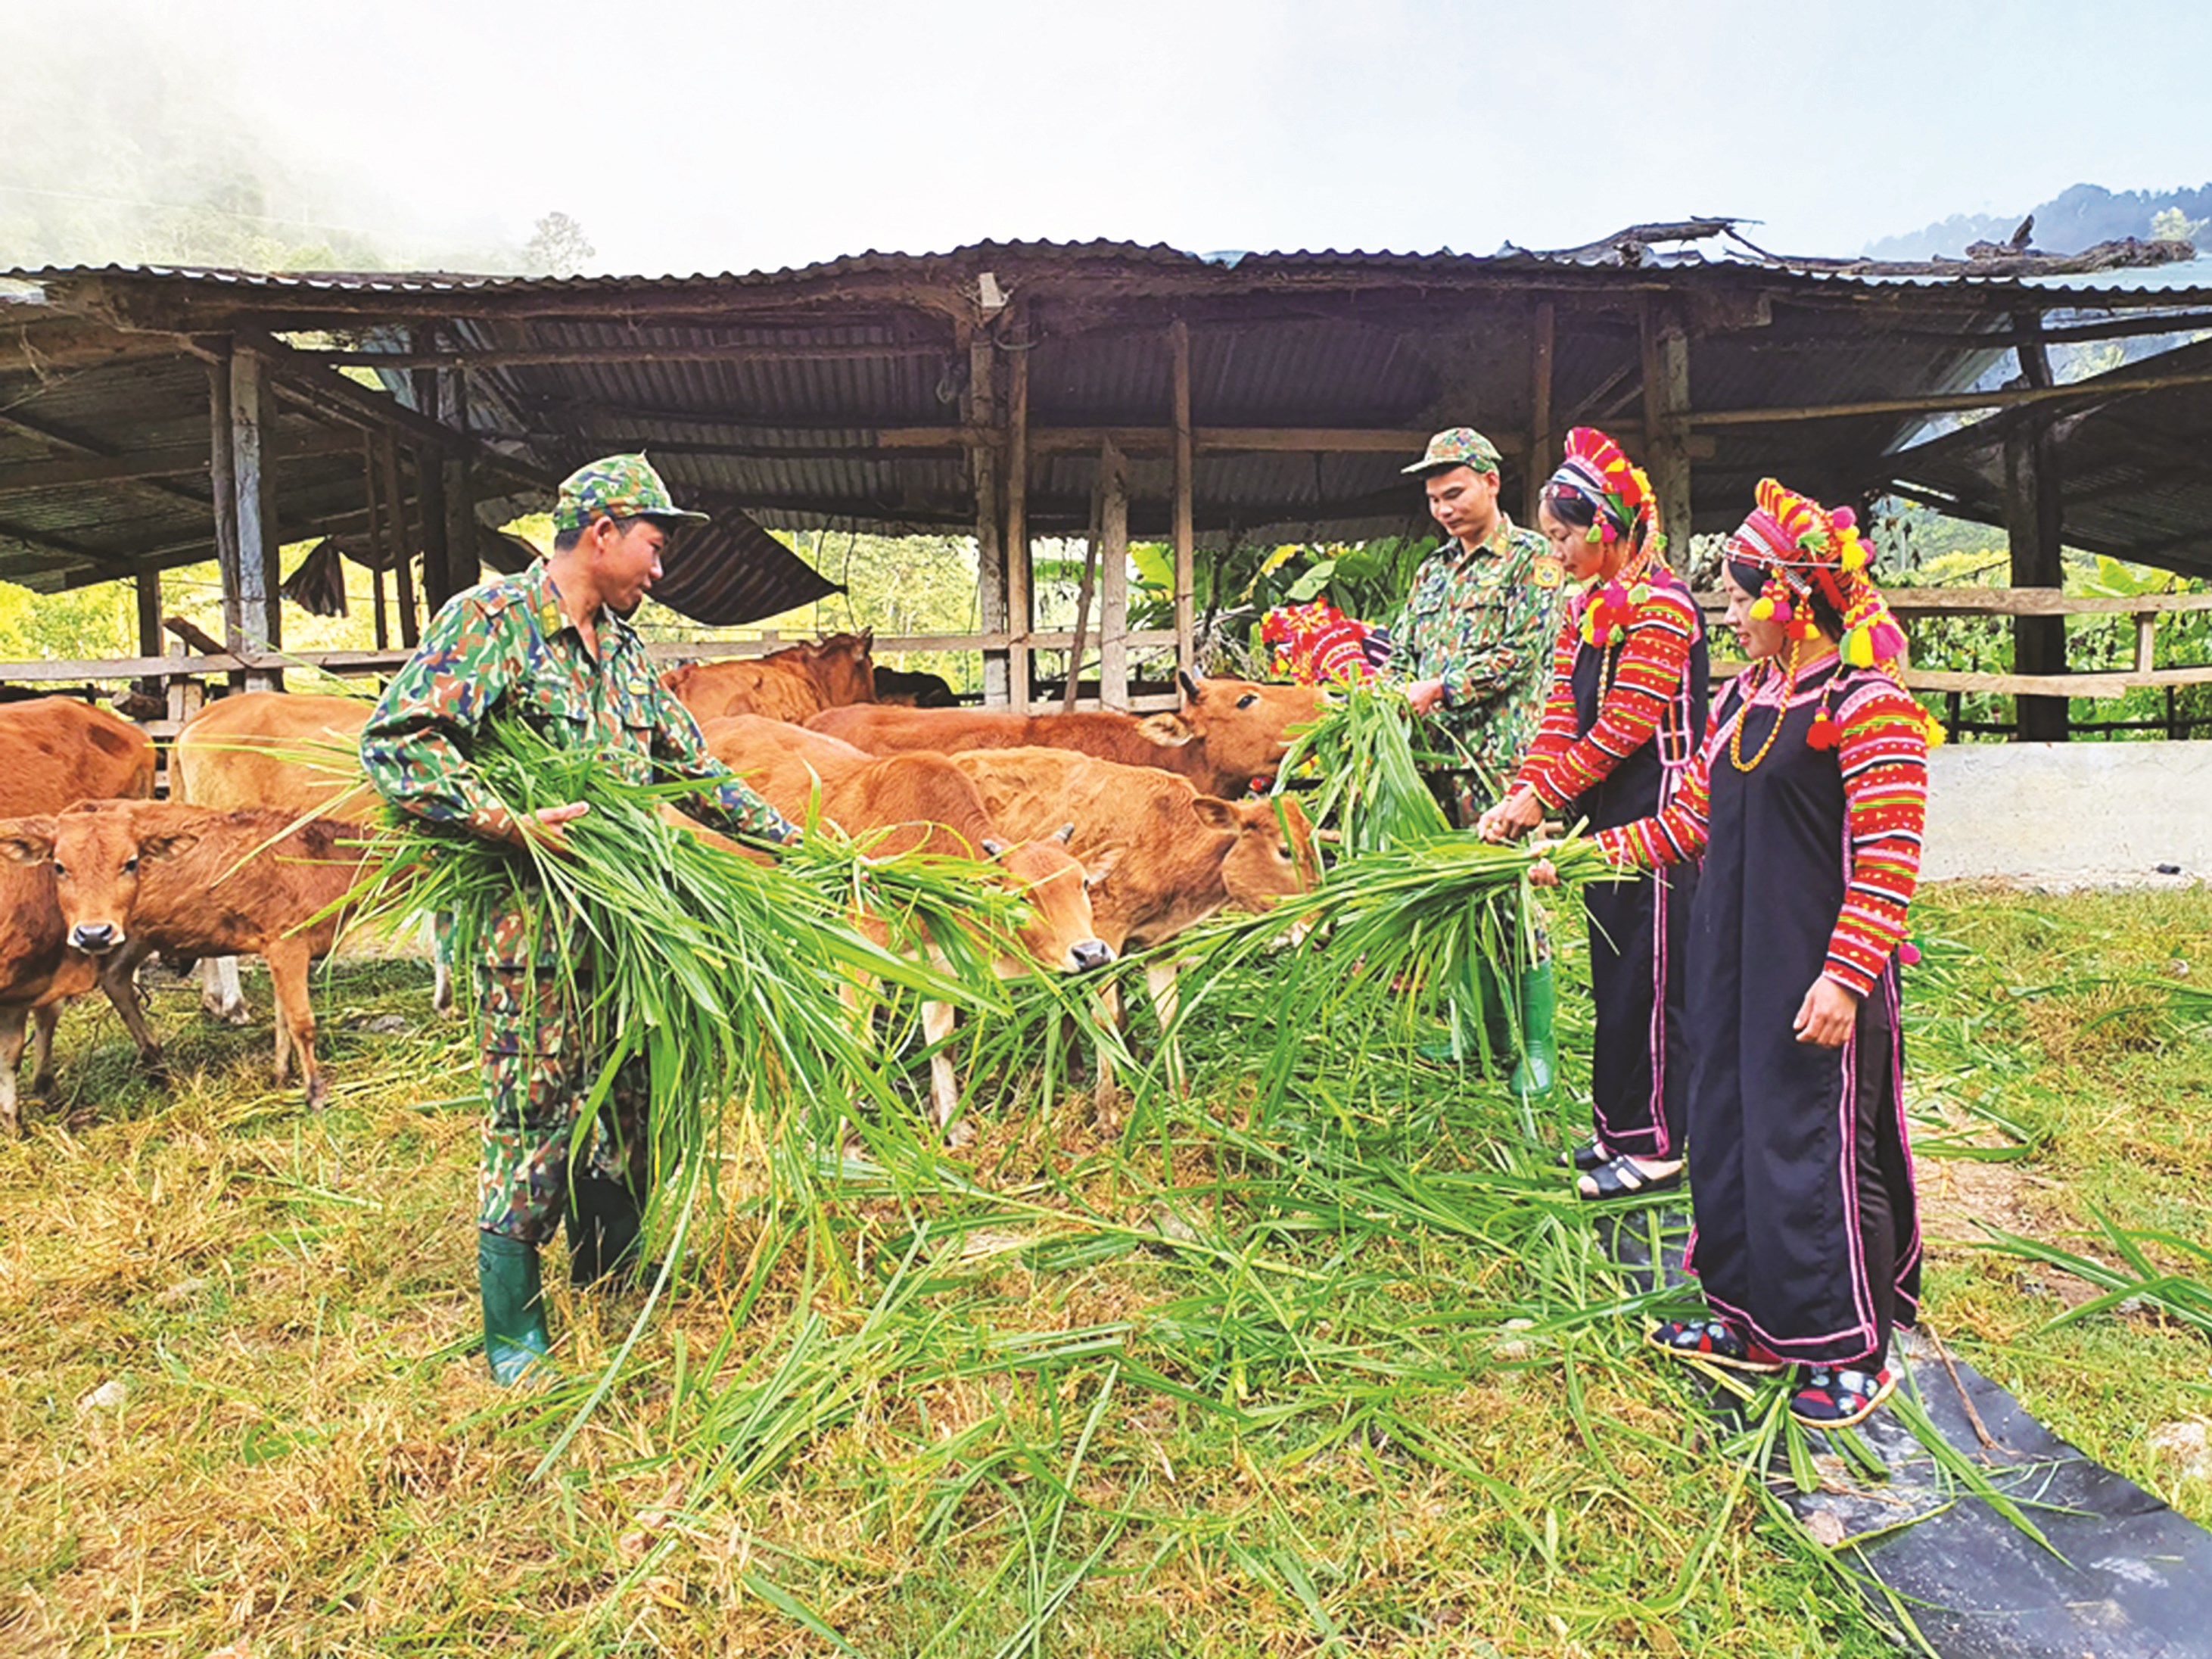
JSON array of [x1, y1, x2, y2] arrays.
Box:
[[1545, 428, 1666, 649]]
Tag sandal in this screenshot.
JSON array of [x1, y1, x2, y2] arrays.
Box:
[[1576, 1153, 1683, 1202], [1557, 1140, 1611, 1173], [1788, 1365, 1898, 1429], [1645, 1316, 1786, 1373]]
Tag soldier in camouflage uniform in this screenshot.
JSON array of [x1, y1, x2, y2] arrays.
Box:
[[360, 453, 798, 1384], [1398, 428, 1566, 1094]]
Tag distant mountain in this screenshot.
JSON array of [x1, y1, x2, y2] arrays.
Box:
[[1865, 182, 2212, 260]]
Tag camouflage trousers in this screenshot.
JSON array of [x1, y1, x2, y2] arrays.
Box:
[[475, 961, 651, 1244]]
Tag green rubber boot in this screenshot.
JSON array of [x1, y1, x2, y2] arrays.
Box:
[[478, 1231, 552, 1385], [1509, 960, 1559, 1101], [1420, 954, 1519, 1069], [565, 1170, 645, 1290]]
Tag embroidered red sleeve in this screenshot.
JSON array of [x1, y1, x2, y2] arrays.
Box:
[[1593, 702, 1722, 870], [1511, 618, 1581, 797], [1520, 590, 1700, 811], [1823, 681, 1928, 997]]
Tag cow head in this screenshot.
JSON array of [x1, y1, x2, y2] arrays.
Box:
[[1143, 671, 1324, 788], [985, 823, 1115, 976], [5, 801, 198, 956], [1196, 792, 1320, 911], [813, 631, 878, 705]]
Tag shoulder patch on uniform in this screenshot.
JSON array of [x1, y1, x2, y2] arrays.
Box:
[[1533, 557, 1564, 588]]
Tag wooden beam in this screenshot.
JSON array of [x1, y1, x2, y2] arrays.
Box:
[[1062, 467, 1104, 715], [1170, 319, 1196, 674], [1098, 437, 1131, 709], [2006, 322, 2067, 742], [309, 341, 951, 369], [1639, 297, 1693, 546], [362, 434, 390, 652], [381, 434, 421, 648], [0, 404, 216, 518], [1686, 364, 2212, 429], [1526, 300, 1554, 523], [997, 321, 1027, 711], [440, 369, 478, 599], [229, 347, 280, 689], [964, 322, 1010, 709], [0, 429, 357, 493], [1879, 586, 2212, 617], [207, 350, 243, 655]]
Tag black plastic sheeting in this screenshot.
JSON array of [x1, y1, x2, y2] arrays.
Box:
[[1607, 1209, 2212, 1657]]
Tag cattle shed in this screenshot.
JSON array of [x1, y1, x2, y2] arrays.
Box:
[[5, 225, 2212, 727]]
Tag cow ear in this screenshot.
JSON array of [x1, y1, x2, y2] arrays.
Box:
[[1083, 849, 1119, 889], [1051, 821, 1075, 845], [0, 820, 56, 864], [1137, 712, 1195, 748], [141, 832, 200, 862], [981, 836, 1009, 860], [1190, 796, 1240, 832], [1178, 667, 1203, 703], [860, 627, 875, 650]]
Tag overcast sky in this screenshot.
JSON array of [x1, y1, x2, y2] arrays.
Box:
[[14, 0, 2210, 275]]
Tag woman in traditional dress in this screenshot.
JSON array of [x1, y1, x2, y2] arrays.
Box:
[[1540, 478, 1932, 1427], [1479, 429, 1707, 1201]]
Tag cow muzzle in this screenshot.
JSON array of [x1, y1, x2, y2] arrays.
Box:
[[70, 921, 123, 954], [1068, 939, 1115, 974]]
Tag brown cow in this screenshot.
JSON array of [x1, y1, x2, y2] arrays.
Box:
[[807, 670, 1321, 800], [947, 748, 1319, 1100], [0, 696, 155, 815], [2, 801, 372, 1111], [173, 690, 375, 819], [702, 714, 1113, 1129], [662, 630, 877, 724]]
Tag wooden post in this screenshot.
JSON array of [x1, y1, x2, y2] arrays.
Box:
[[380, 434, 421, 646], [441, 369, 478, 598], [997, 327, 1030, 712], [229, 346, 280, 690], [1638, 299, 1693, 549], [414, 439, 449, 609], [1170, 319, 1196, 674], [1098, 436, 1130, 709], [1063, 467, 1106, 713], [207, 347, 242, 664], [362, 434, 390, 652], [2007, 319, 2068, 742], [132, 569, 163, 704], [1526, 300, 1555, 523]]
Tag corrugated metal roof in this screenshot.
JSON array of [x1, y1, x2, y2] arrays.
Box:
[[8, 237, 2212, 599]]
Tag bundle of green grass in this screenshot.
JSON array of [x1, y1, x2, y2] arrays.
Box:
[[344, 719, 1025, 1237]]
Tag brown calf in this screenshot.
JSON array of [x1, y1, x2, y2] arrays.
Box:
[[807, 670, 1321, 800], [702, 714, 1113, 1129], [2, 802, 372, 1111], [0, 827, 128, 1136], [662, 630, 877, 724]]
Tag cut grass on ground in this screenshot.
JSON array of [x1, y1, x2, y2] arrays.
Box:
[[1, 887, 2207, 1656]]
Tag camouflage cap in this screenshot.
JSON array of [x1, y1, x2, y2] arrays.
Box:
[[552, 453, 709, 531], [1402, 427, 1502, 478]]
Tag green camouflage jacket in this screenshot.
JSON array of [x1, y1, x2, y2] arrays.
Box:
[[1398, 512, 1566, 784], [359, 560, 795, 848]]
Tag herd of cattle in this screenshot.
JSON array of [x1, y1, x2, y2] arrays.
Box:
[[0, 631, 1324, 1136]]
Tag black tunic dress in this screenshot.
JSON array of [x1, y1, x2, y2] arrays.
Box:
[[1564, 584, 1708, 1159], [1686, 661, 1921, 1368]]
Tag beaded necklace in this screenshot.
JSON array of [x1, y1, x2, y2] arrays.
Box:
[[1727, 640, 1800, 774]]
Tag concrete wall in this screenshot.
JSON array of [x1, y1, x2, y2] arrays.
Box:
[[1923, 742, 2212, 888]]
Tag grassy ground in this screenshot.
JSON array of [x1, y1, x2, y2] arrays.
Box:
[[1, 886, 2206, 1657]]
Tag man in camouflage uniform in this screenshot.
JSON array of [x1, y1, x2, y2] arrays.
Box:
[[1398, 427, 1565, 1094], [360, 453, 798, 1384]]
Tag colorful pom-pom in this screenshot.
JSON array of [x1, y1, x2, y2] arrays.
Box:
[[1843, 630, 1875, 668], [1806, 708, 1841, 751], [1923, 711, 1947, 747], [1749, 596, 1775, 621], [1896, 940, 1922, 966], [1841, 542, 1869, 573], [1830, 506, 1857, 532], [1869, 621, 1906, 661]]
